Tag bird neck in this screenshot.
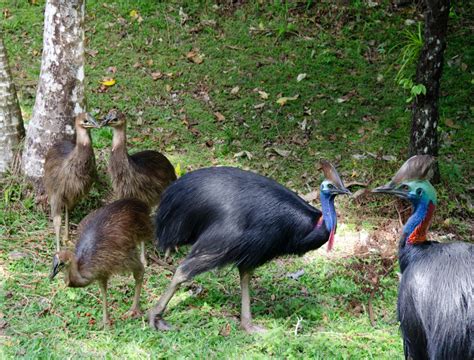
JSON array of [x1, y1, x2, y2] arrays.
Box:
[[112, 126, 127, 153], [318, 191, 337, 251], [76, 126, 91, 147], [401, 200, 436, 247], [64, 255, 90, 287]]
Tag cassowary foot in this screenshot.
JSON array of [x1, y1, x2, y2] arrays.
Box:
[[100, 318, 114, 329], [123, 308, 143, 319], [241, 322, 267, 334], [149, 314, 173, 331]]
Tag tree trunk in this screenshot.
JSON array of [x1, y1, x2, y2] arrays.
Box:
[[409, 0, 450, 183], [0, 35, 25, 176], [22, 0, 86, 196]]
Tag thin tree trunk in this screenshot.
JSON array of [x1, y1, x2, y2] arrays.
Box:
[[22, 0, 86, 197], [409, 0, 450, 183], [0, 36, 25, 176]]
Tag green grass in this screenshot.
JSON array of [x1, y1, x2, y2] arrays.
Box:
[[1, 0, 473, 358]]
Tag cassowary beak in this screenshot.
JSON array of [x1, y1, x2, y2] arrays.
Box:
[[372, 183, 408, 199], [49, 255, 62, 280], [101, 112, 117, 127], [83, 114, 100, 129], [334, 187, 352, 196]]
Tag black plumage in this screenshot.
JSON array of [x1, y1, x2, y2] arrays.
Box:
[[373, 155, 473, 360], [150, 164, 350, 333]]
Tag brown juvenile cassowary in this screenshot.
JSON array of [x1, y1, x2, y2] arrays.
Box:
[[44, 113, 99, 251], [49, 198, 153, 328], [149, 162, 351, 333], [372, 155, 473, 360], [101, 109, 176, 264]]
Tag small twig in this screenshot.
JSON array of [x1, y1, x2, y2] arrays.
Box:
[[345, 181, 368, 188], [149, 253, 176, 272], [394, 204, 404, 227], [368, 293, 376, 327], [294, 316, 303, 336]]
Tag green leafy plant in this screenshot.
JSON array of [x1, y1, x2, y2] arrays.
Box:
[[395, 22, 424, 83], [399, 78, 427, 103]]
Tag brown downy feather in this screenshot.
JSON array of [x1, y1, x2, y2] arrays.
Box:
[[68, 199, 152, 286], [106, 112, 176, 207], [44, 114, 97, 214]]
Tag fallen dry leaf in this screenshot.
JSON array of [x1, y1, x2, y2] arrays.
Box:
[[234, 151, 253, 160], [186, 50, 204, 64], [214, 112, 225, 122], [230, 86, 240, 95], [276, 94, 299, 106], [301, 190, 319, 202], [382, 155, 397, 162], [87, 49, 98, 57], [100, 78, 116, 87], [151, 72, 163, 80], [129, 9, 143, 23], [258, 90, 269, 100], [296, 73, 307, 82], [445, 118, 461, 129], [254, 103, 265, 109], [220, 323, 231, 337], [272, 148, 291, 157], [165, 84, 172, 92]]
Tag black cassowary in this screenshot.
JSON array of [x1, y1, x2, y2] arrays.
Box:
[[149, 162, 351, 333], [372, 155, 473, 360]]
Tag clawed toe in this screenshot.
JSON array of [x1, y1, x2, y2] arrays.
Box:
[[149, 314, 173, 331], [123, 309, 143, 319], [241, 323, 267, 334]]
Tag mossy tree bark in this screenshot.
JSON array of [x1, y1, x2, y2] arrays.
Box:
[[22, 0, 86, 197], [409, 0, 450, 183], [0, 35, 25, 176]]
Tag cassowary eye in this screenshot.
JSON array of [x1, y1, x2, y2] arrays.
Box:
[[401, 184, 410, 191], [328, 184, 334, 189], [416, 188, 423, 196]]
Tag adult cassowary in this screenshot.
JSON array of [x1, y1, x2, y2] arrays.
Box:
[[372, 155, 473, 360], [149, 162, 350, 333]]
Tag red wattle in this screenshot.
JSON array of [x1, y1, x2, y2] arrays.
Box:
[[327, 229, 335, 251]]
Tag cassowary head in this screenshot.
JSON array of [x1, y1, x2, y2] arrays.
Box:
[[49, 251, 73, 280], [75, 113, 100, 129], [372, 155, 437, 205], [319, 160, 351, 197], [101, 109, 126, 128]]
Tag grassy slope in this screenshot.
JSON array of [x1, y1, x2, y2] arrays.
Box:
[[1, 0, 472, 358]]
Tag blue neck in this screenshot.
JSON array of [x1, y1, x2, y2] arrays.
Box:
[[320, 191, 337, 233], [401, 199, 430, 246]]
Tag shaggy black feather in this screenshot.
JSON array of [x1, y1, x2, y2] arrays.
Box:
[[398, 240, 474, 360], [155, 167, 329, 276]]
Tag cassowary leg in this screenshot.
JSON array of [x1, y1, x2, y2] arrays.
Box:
[[149, 265, 189, 331], [125, 263, 144, 319], [239, 269, 266, 334], [53, 214, 61, 252], [63, 207, 69, 243], [140, 241, 147, 267], [99, 279, 111, 328], [164, 248, 171, 262]]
